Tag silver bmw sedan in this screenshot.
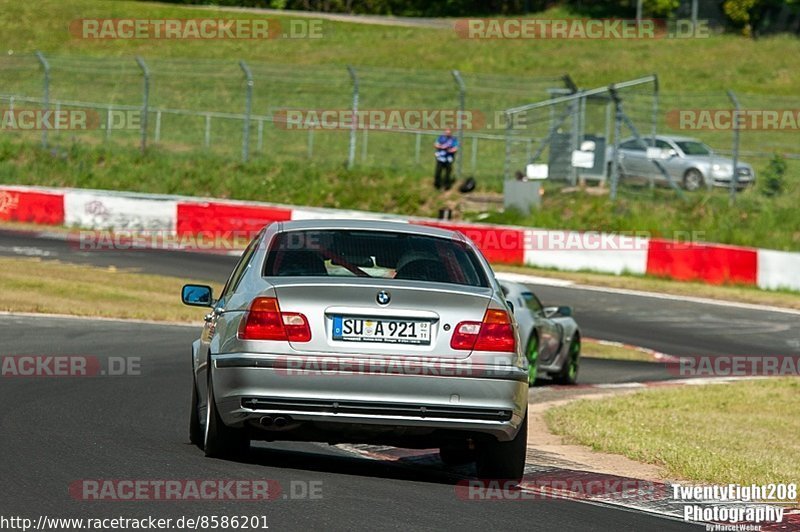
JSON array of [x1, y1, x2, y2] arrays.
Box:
[[182, 219, 529, 482]]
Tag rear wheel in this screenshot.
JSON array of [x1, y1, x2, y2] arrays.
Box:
[[525, 334, 539, 387], [553, 334, 580, 385], [204, 369, 249, 458], [189, 377, 203, 448], [475, 410, 528, 483]]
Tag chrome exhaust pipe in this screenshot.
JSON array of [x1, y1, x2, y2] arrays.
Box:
[[259, 415, 274, 427], [273, 415, 292, 428]]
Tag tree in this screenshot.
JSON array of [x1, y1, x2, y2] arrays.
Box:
[[722, 0, 800, 36]]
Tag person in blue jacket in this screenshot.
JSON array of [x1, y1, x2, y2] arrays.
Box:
[[433, 129, 459, 190]]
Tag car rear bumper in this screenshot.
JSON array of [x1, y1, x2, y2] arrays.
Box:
[[211, 353, 528, 441]]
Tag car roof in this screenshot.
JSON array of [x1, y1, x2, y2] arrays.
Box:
[[621, 134, 700, 143], [657, 135, 701, 142], [274, 218, 464, 241]]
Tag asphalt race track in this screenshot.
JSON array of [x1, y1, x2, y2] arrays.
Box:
[[0, 315, 698, 531], [1, 228, 797, 363], [0, 228, 796, 529]]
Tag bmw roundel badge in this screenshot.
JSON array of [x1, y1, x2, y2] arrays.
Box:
[[376, 290, 391, 305]]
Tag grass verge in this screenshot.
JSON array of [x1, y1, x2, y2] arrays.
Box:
[[582, 339, 662, 362], [545, 378, 800, 486], [0, 257, 219, 322]]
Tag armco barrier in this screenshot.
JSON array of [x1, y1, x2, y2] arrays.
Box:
[[0, 185, 796, 292]]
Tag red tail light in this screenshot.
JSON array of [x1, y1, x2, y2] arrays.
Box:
[[450, 309, 516, 352], [239, 297, 311, 342]]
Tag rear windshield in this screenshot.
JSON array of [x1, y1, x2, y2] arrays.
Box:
[[264, 229, 489, 287]]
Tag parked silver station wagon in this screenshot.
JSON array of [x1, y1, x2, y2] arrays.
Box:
[[607, 135, 755, 191], [182, 220, 529, 481]]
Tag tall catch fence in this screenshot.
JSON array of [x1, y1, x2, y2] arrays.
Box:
[[1, 52, 797, 199]]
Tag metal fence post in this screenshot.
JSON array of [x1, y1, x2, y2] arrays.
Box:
[[609, 87, 622, 201], [106, 105, 113, 141], [503, 111, 513, 181], [239, 60, 253, 163], [34, 51, 50, 149], [452, 70, 466, 179], [727, 90, 741, 205], [135, 56, 150, 153], [346, 66, 359, 169], [570, 98, 580, 185], [471, 136, 478, 174], [650, 74, 659, 190]]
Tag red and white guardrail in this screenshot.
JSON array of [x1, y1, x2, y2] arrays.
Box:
[[0, 184, 797, 291]]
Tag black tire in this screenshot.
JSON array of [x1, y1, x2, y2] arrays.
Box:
[[204, 368, 249, 458], [439, 446, 474, 466], [189, 376, 203, 448], [475, 410, 528, 483], [683, 169, 705, 191], [552, 334, 580, 385]]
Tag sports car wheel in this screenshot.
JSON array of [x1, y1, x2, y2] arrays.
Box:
[[553, 334, 580, 385], [525, 334, 539, 387]]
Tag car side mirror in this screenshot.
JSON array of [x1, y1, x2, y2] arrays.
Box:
[[182, 284, 214, 307]]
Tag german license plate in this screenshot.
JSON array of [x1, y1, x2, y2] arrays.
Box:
[[332, 316, 431, 345]]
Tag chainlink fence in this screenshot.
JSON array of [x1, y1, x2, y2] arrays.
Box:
[[1, 52, 798, 197]]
